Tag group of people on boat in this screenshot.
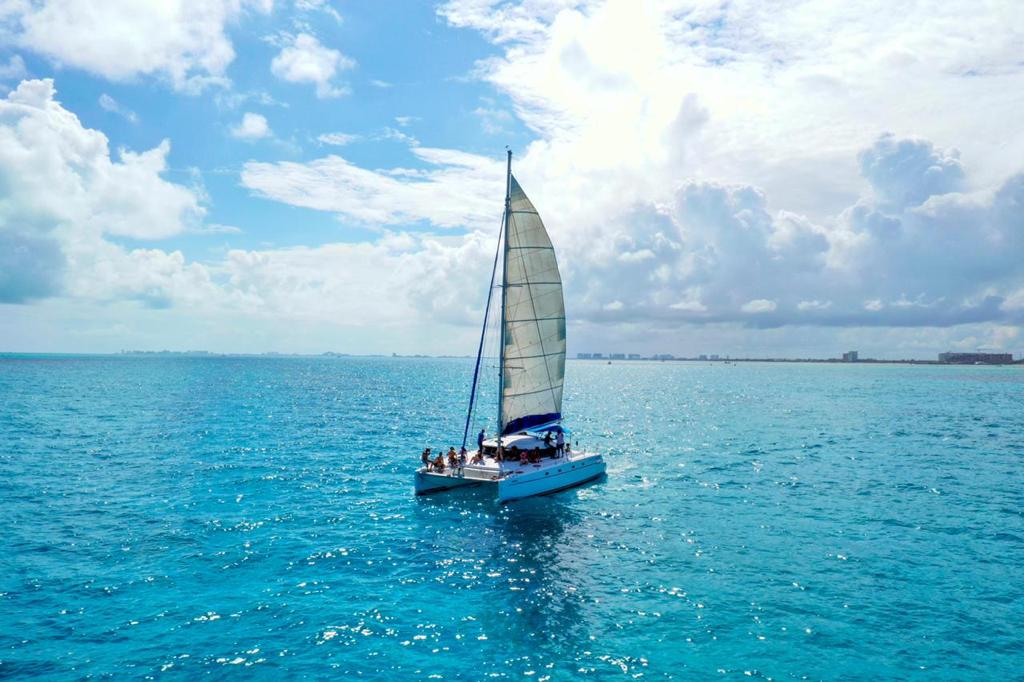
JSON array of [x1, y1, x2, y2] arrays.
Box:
[[420, 446, 469, 473], [420, 428, 569, 473]]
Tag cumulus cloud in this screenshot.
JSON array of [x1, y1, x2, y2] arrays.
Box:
[[6, 0, 1024, 357], [439, 0, 1024, 220], [236, 129, 1024, 335], [858, 133, 964, 209], [0, 78, 502, 345], [2, 0, 272, 92], [0, 79, 502, 336], [0, 79, 204, 304], [270, 33, 354, 98], [230, 112, 271, 140]]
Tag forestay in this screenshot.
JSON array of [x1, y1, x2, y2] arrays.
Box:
[[501, 176, 566, 435]]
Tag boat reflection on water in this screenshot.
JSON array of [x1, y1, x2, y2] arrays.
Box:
[[489, 491, 606, 658], [409, 479, 609, 672]]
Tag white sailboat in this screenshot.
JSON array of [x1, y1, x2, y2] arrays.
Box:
[[414, 151, 606, 503]]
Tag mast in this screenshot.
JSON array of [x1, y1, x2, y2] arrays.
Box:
[[497, 148, 512, 444]]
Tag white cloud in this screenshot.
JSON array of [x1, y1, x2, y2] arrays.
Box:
[[859, 133, 964, 210], [241, 147, 502, 228], [670, 298, 707, 312], [0, 54, 27, 80], [317, 132, 358, 146], [192, 223, 243, 235], [439, 0, 1024, 218], [741, 299, 777, 313], [238, 129, 1024, 335], [98, 93, 138, 124], [474, 104, 513, 135], [3, 0, 272, 92], [294, 0, 342, 23], [231, 112, 271, 140], [0, 79, 204, 303], [0, 79, 494, 339], [377, 126, 418, 146], [270, 33, 354, 98], [5, 2, 1024, 358]]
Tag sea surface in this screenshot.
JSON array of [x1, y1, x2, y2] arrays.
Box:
[[1, 356, 1021, 680]]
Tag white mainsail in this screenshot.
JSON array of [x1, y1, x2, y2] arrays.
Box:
[[500, 176, 566, 435]]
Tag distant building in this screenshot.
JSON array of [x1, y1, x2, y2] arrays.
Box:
[[627, 353, 641, 360], [654, 354, 675, 361], [592, 353, 605, 359], [576, 353, 592, 359], [842, 351, 859, 362], [610, 353, 626, 360], [938, 352, 1013, 364], [698, 354, 708, 360], [709, 354, 720, 360]]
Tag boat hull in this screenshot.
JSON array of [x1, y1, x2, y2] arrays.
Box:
[[497, 453, 605, 503], [414, 469, 484, 495], [413, 452, 605, 502]]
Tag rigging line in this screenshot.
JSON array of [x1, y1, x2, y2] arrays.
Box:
[[505, 350, 564, 360], [504, 383, 565, 398], [506, 316, 566, 323], [461, 207, 506, 450]]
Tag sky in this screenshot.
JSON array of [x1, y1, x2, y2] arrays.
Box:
[[0, 0, 1022, 359]]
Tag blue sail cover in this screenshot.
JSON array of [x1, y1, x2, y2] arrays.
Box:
[[501, 176, 565, 436], [504, 412, 561, 435]]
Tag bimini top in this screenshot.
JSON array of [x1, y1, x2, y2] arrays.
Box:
[[482, 433, 549, 451]]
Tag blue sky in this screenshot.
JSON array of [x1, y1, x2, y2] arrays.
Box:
[[1, 1, 1022, 358]]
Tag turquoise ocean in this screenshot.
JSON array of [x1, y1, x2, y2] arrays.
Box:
[[1, 356, 1021, 679]]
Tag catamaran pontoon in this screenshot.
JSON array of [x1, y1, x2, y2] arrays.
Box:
[[414, 151, 606, 503]]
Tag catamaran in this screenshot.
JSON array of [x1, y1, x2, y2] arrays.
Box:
[[414, 151, 606, 503]]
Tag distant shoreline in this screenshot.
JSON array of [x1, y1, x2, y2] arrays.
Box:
[[0, 352, 1020, 366], [578, 357, 1023, 366]]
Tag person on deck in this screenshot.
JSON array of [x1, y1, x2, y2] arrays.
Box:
[[471, 450, 484, 464], [556, 431, 565, 456], [531, 447, 541, 463], [421, 448, 432, 467], [459, 446, 468, 466], [477, 428, 486, 451], [543, 431, 553, 448], [447, 447, 458, 469], [519, 449, 528, 464], [433, 452, 446, 472]]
